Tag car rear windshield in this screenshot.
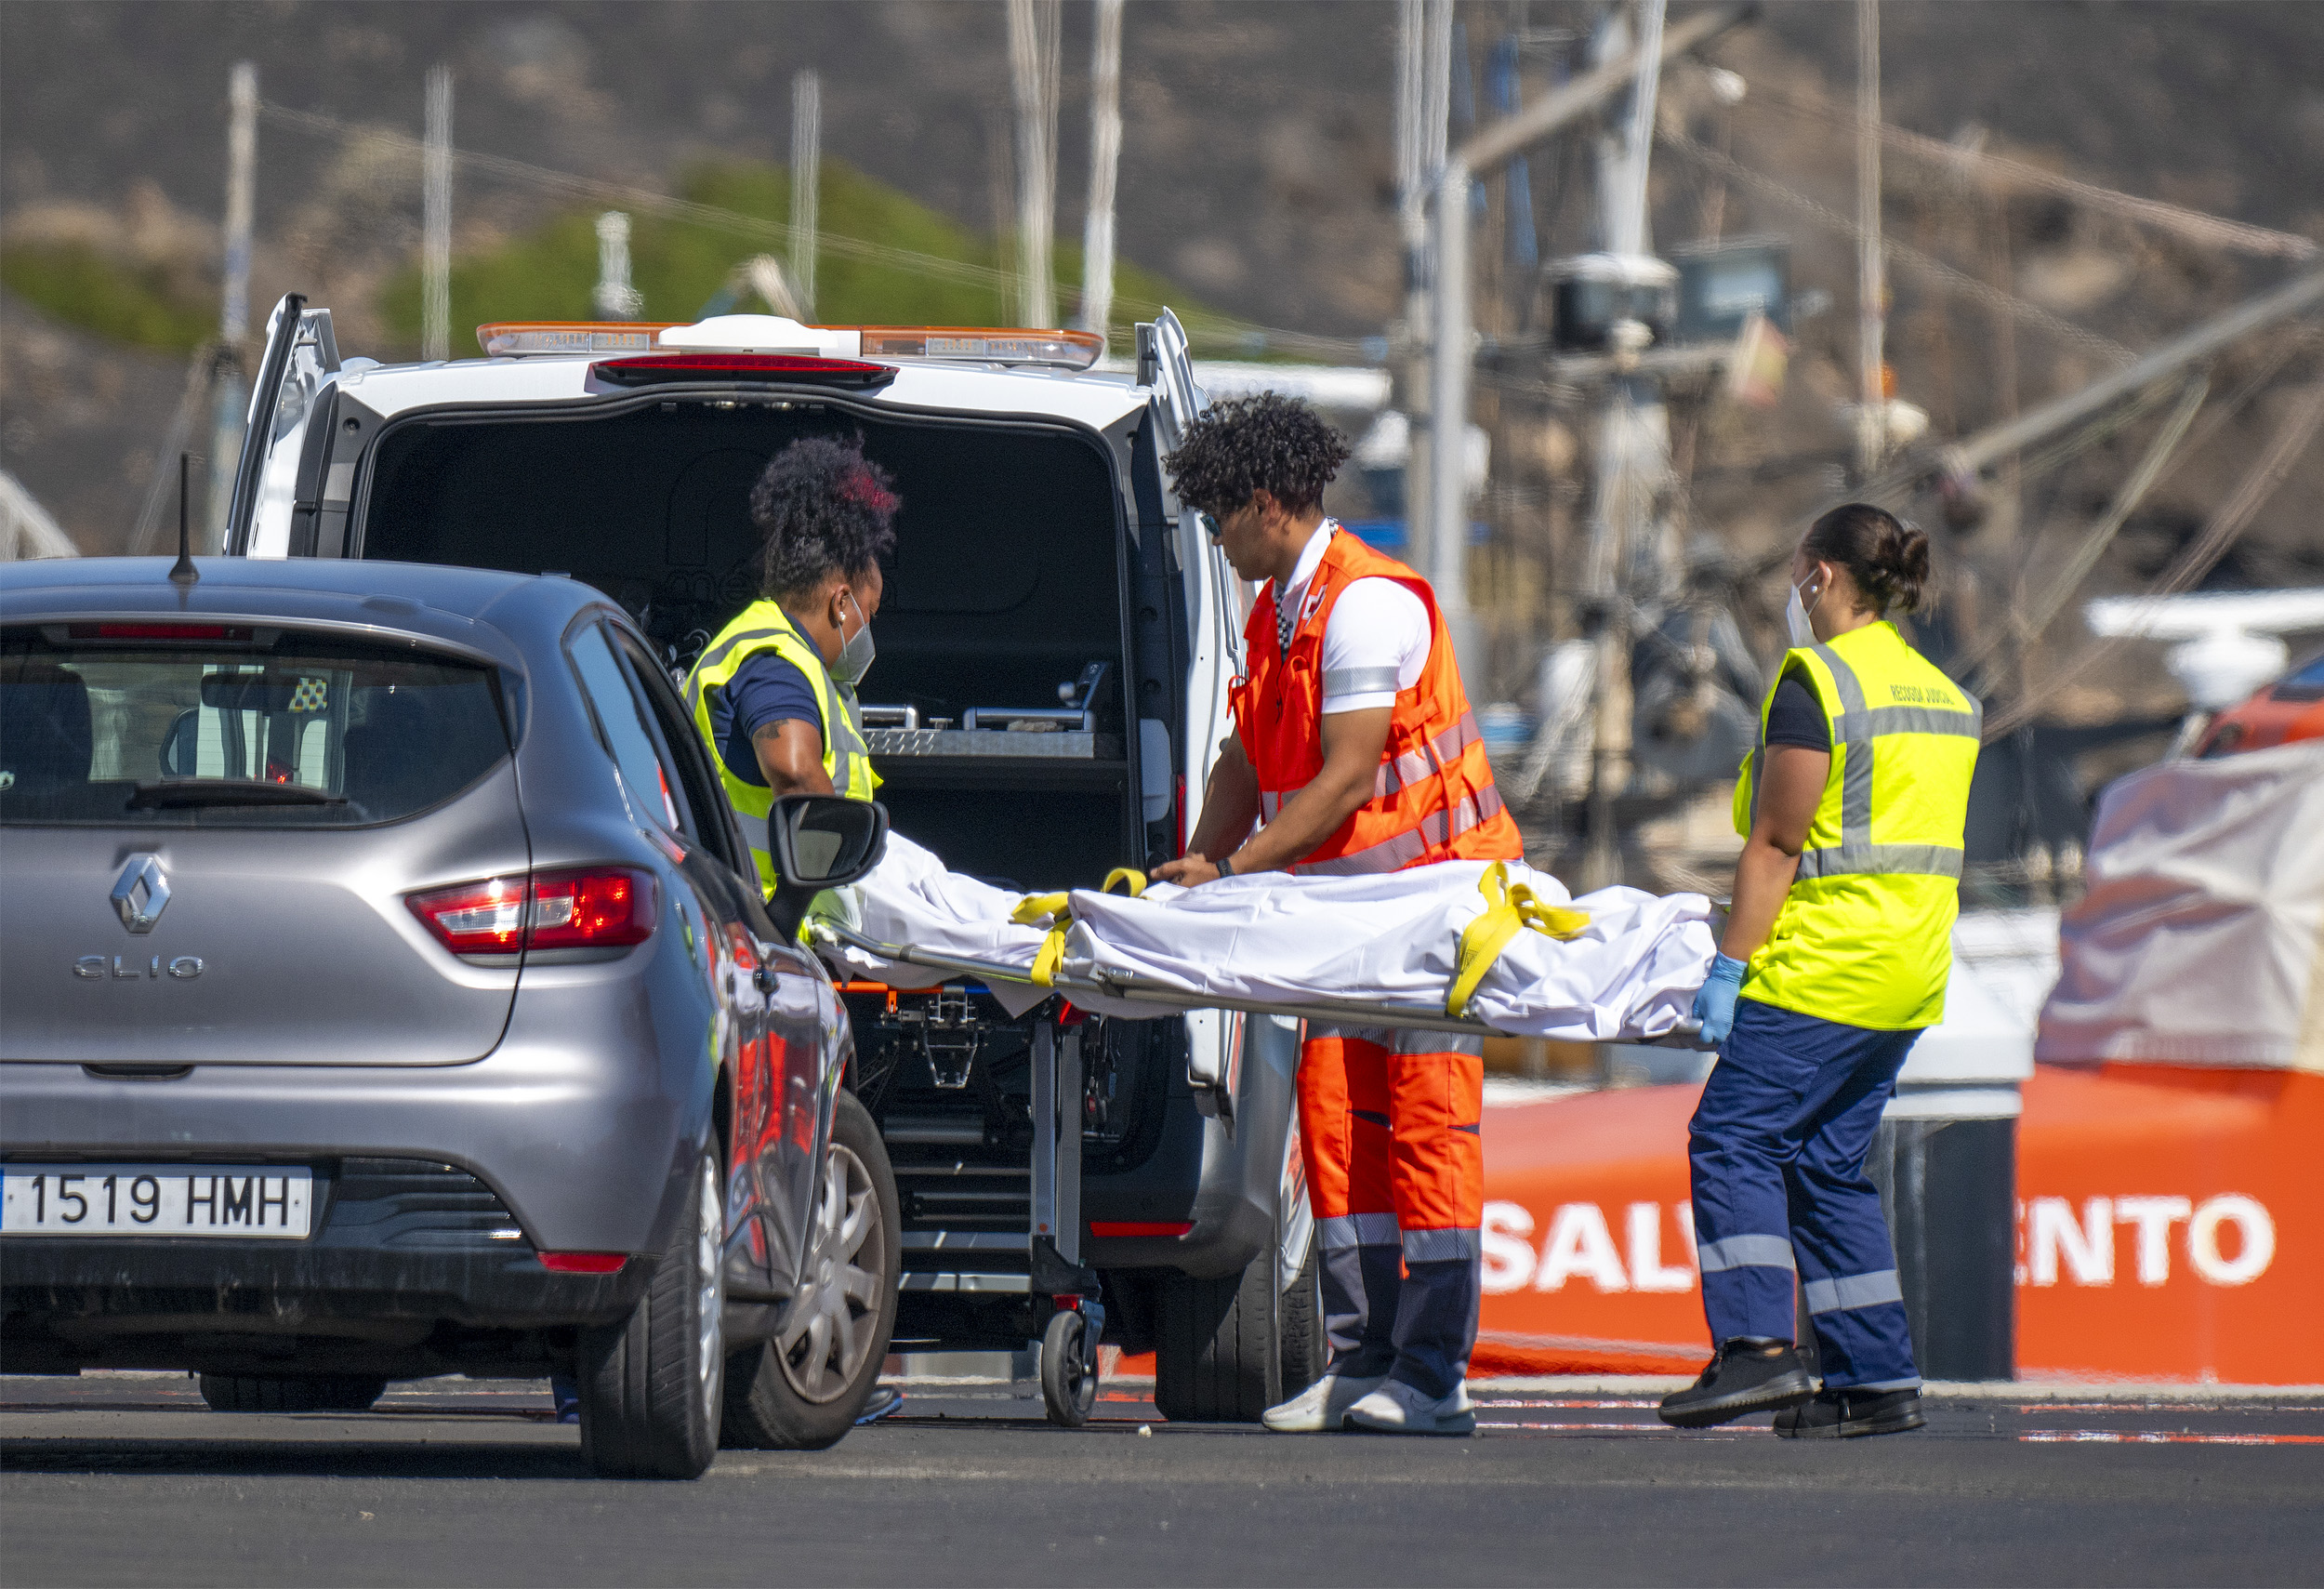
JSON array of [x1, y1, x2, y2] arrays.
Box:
[[0, 626, 510, 828]]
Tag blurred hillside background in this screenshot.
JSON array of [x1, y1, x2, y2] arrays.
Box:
[[4, 0, 2320, 885]]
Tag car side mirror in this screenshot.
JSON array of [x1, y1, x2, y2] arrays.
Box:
[[772, 796, 888, 887], [765, 795, 889, 940]]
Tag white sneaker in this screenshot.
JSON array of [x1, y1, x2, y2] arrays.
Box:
[[1261, 1371, 1387, 1433], [1344, 1378, 1476, 1436]]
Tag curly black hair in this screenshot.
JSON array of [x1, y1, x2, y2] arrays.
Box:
[[1161, 392, 1351, 518], [751, 435, 901, 602]]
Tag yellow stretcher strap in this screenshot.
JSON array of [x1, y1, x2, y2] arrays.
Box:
[[1012, 870, 1146, 988], [1010, 893, 1071, 926], [1446, 863, 1590, 1018]]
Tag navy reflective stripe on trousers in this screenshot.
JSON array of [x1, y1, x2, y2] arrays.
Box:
[[1687, 998, 1921, 1391]]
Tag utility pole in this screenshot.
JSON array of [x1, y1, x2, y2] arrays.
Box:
[[1855, 0, 1887, 479], [1007, 0, 1062, 327], [1400, 0, 1452, 619], [1606, 0, 1665, 258], [1081, 0, 1124, 347], [1579, 0, 1668, 892], [206, 60, 257, 551], [422, 64, 453, 361], [790, 70, 821, 320], [593, 212, 640, 320]]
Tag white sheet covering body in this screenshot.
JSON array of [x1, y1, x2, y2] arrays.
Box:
[[2037, 740, 2324, 1071], [826, 833, 1056, 1015], [830, 835, 1719, 1042]]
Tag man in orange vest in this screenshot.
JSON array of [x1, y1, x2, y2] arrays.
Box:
[[1154, 394, 1524, 1436]]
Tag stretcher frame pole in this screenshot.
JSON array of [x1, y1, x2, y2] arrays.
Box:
[[810, 920, 1711, 1051]]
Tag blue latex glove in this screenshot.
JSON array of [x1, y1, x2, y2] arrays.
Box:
[[1692, 954, 1750, 1048]]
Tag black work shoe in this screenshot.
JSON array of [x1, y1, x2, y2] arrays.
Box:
[[1774, 1386, 1925, 1438], [1657, 1338, 1816, 1428]]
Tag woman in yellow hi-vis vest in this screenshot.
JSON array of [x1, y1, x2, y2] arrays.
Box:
[[1657, 504, 1980, 1439], [684, 437, 893, 893]]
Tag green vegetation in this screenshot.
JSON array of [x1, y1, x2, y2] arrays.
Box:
[[378, 157, 1239, 357], [0, 240, 214, 352]]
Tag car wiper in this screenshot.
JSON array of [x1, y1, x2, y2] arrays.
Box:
[[127, 779, 349, 810]]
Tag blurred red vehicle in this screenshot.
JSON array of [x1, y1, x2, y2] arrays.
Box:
[[2195, 650, 2324, 757]]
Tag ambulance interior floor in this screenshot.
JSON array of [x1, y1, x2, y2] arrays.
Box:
[[3, 1371, 2316, 1586]]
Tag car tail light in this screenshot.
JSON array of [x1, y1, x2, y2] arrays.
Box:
[[538, 1252, 628, 1275], [589, 352, 897, 391], [525, 867, 656, 948], [1089, 1222, 1194, 1238], [406, 868, 657, 956]]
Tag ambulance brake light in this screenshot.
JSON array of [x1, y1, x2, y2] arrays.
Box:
[[590, 352, 899, 391]]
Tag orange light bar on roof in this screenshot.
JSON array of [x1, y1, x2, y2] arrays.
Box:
[[478, 322, 681, 357], [843, 326, 1103, 370]]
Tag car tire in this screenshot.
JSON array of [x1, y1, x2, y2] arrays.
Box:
[[1155, 1134, 1319, 1423], [1154, 1251, 1280, 1423], [576, 1149, 725, 1479], [1278, 1225, 1326, 1399], [720, 1090, 900, 1450], [197, 1374, 386, 1413]]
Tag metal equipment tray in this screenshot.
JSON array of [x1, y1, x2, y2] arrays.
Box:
[[865, 728, 1121, 761]]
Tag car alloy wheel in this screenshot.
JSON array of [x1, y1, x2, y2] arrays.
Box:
[[694, 1153, 724, 1428], [777, 1138, 886, 1404]]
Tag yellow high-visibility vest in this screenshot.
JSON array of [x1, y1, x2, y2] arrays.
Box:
[[1730, 620, 1981, 1029], [684, 600, 879, 894]]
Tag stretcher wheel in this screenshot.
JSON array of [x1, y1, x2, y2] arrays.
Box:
[[1041, 1307, 1096, 1428]]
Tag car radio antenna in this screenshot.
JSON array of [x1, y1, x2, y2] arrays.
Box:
[[169, 452, 199, 588]]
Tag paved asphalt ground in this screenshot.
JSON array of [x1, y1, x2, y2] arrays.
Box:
[[3, 1373, 2317, 1586]]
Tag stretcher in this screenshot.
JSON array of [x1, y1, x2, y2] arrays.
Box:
[[810, 914, 1709, 1427], [813, 918, 1711, 1046]]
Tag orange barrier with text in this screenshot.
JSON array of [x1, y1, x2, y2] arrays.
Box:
[[1473, 1066, 2323, 1383]]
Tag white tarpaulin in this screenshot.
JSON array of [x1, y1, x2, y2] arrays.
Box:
[[825, 834, 1719, 1042], [2037, 740, 2324, 1072]]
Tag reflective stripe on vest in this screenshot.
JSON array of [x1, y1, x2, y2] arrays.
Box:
[[683, 600, 878, 892], [1230, 527, 1523, 877], [1732, 620, 1981, 1029], [1296, 782, 1511, 876], [1257, 709, 1488, 819]]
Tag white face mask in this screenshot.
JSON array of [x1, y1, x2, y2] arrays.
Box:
[[1785, 571, 1825, 650], [832, 588, 876, 688]]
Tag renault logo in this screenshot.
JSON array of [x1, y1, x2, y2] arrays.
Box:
[[112, 854, 170, 934]]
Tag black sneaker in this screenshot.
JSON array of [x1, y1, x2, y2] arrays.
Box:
[[1657, 1339, 1816, 1428], [1774, 1386, 1926, 1438]]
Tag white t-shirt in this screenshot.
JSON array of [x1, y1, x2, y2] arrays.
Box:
[[1274, 521, 1432, 714]]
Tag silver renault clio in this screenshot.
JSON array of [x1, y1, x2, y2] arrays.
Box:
[[0, 554, 900, 1477]]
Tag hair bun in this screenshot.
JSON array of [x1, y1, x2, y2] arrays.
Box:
[[1803, 502, 1934, 615], [1882, 522, 1932, 614]]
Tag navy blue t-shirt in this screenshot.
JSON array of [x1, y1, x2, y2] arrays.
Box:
[[708, 652, 824, 787], [1763, 670, 1830, 751]]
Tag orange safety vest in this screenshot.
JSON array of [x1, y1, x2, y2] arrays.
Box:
[[1230, 527, 1524, 876]]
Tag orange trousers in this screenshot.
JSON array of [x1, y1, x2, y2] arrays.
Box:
[[1296, 1024, 1485, 1397]]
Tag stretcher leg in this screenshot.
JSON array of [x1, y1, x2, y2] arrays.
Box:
[[1033, 1020, 1103, 1427]]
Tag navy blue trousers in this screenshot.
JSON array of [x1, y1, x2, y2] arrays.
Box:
[[1687, 998, 1921, 1390]]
